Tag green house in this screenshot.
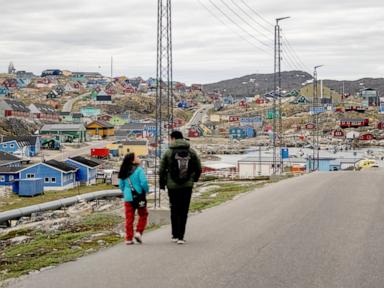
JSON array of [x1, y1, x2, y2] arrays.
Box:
[[80, 106, 101, 118], [266, 109, 280, 119], [109, 116, 128, 126], [40, 124, 87, 143]]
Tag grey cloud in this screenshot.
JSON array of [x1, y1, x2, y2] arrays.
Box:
[[0, 0, 383, 83]]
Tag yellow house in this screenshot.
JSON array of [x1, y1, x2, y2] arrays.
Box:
[[86, 120, 115, 138], [106, 140, 149, 157]]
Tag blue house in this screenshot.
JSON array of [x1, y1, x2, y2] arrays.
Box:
[[0, 86, 10, 97], [65, 156, 100, 185], [229, 127, 255, 139], [0, 136, 41, 157], [18, 160, 78, 191], [0, 167, 22, 189]]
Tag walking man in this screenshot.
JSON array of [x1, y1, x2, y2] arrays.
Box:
[[159, 131, 202, 244]]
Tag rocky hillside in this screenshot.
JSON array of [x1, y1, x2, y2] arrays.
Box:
[[203, 71, 312, 97], [203, 71, 384, 97]]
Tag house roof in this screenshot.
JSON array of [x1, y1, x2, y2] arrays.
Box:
[[96, 95, 112, 101], [340, 118, 366, 122], [4, 99, 30, 112], [86, 120, 114, 129], [71, 112, 83, 118], [0, 166, 26, 173], [0, 151, 21, 161], [2, 136, 39, 146], [121, 140, 148, 146], [44, 160, 78, 172], [33, 103, 57, 113], [41, 124, 86, 132], [69, 156, 100, 168]]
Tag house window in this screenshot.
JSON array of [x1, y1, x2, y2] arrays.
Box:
[[2, 144, 6, 148], [10, 144, 14, 148], [45, 177, 50, 183], [0, 176, 5, 182], [51, 177, 56, 183], [9, 175, 14, 181], [26, 174, 35, 178]]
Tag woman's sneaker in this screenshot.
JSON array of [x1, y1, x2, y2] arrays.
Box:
[[125, 240, 134, 245], [134, 232, 143, 244], [171, 238, 178, 243], [177, 239, 186, 245]]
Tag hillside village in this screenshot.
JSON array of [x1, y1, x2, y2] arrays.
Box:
[[0, 63, 383, 197]]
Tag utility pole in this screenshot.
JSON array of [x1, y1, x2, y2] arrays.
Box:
[[273, 16, 289, 175], [312, 65, 323, 171], [154, 0, 173, 208], [110, 56, 113, 79]]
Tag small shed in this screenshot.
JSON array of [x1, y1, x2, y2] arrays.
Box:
[[14, 178, 44, 197], [359, 133, 374, 141]]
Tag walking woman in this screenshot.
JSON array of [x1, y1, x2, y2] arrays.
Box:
[[118, 153, 149, 245]]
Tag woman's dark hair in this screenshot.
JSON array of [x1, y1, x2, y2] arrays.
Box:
[[170, 130, 183, 140], [118, 153, 136, 179]]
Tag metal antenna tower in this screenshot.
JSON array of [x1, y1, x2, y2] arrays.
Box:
[[273, 17, 289, 175], [154, 0, 174, 208], [312, 65, 323, 171]]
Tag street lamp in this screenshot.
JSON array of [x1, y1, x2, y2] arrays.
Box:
[[312, 65, 323, 172]]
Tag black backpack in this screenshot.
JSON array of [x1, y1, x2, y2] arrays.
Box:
[[169, 148, 194, 184]]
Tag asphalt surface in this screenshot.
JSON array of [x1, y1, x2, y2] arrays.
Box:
[[10, 169, 384, 288], [62, 93, 90, 112]]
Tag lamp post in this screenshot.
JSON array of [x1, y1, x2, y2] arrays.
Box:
[[312, 65, 323, 171]]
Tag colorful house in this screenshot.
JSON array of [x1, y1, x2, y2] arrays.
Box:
[[40, 124, 87, 143], [0, 99, 30, 119], [0, 136, 41, 157], [86, 120, 115, 138], [80, 106, 101, 118], [0, 86, 10, 97], [19, 160, 78, 191], [29, 103, 60, 122], [106, 140, 149, 157], [64, 156, 100, 185]]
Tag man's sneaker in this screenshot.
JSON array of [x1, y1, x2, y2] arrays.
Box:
[[177, 239, 186, 245], [171, 238, 178, 243], [134, 232, 142, 244], [125, 240, 134, 245]]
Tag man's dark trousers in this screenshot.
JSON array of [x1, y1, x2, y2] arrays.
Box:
[[168, 188, 193, 240]]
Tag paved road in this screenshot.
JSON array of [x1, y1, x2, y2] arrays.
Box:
[[180, 104, 212, 135], [62, 93, 90, 112], [10, 169, 384, 288]]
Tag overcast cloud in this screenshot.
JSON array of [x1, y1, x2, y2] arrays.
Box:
[[0, 0, 383, 83]]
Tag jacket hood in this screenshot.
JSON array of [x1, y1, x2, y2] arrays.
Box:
[[169, 139, 190, 149]]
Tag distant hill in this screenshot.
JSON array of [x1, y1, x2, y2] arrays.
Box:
[[203, 71, 384, 98]]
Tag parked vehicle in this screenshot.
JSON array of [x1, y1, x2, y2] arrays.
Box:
[[91, 148, 110, 159]]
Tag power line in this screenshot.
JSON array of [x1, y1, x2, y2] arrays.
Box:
[[196, 0, 272, 54], [217, 0, 272, 47], [227, 0, 273, 41], [281, 33, 311, 72], [238, 0, 274, 28], [205, 0, 271, 53]]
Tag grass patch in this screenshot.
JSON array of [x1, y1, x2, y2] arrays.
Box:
[[0, 184, 115, 212], [0, 214, 123, 282], [190, 182, 265, 213]]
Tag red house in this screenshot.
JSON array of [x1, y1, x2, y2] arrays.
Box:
[[29, 103, 60, 122], [340, 118, 369, 128], [332, 129, 345, 138], [305, 123, 316, 130], [377, 121, 384, 130], [359, 133, 374, 141], [0, 99, 30, 118], [2, 79, 18, 89], [229, 115, 240, 122], [188, 128, 200, 138]]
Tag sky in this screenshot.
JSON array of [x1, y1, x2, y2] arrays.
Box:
[[0, 0, 383, 84]]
